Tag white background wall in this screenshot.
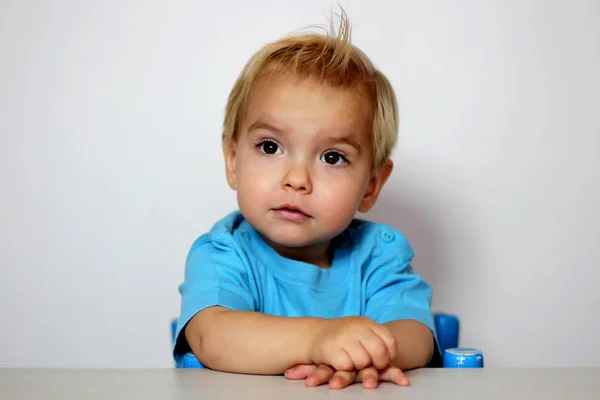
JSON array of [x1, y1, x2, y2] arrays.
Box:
[[1, 0, 599, 368]]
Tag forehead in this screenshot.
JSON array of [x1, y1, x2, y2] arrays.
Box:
[[241, 74, 374, 141]]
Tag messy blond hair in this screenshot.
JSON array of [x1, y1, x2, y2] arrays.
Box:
[[223, 9, 398, 170]]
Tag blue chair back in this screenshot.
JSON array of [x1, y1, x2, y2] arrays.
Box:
[[433, 313, 460, 355]]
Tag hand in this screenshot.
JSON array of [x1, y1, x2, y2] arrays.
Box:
[[284, 363, 410, 389], [308, 316, 397, 371]]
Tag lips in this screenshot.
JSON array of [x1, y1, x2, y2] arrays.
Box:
[[272, 204, 312, 220], [274, 204, 310, 216]]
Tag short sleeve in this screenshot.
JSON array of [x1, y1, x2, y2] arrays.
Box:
[[363, 231, 435, 330], [173, 235, 256, 360], [363, 229, 442, 366]]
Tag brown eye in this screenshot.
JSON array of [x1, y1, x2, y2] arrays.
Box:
[[321, 151, 347, 166], [258, 140, 281, 155]]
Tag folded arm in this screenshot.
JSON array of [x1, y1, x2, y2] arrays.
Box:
[[184, 306, 322, 374]]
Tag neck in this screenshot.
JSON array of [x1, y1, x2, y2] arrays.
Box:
[[264, 238, 333, 268]]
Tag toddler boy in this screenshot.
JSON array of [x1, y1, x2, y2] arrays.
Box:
[[174, 11, 440, 389]]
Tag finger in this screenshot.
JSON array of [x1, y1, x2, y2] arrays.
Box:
[[379, 365, 410, 386], [329, 370, 357, 390], [330, 348, 354, 371], [370, 325, 398, 360], [284, 364, 318, 380], [345, 341, 372, 370], [305, 364, 334, 387], [358, 333, 390, 370], [356, 367, 379, 389]]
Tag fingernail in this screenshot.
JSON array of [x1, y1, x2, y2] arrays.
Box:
[[365, 380, 377, 389]]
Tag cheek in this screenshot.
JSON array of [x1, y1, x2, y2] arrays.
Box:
[[236, 153, 279, 194], [316, 170, 370, 210]]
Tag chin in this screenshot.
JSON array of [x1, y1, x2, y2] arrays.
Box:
[[265, 233, 317, 248], [263, 227, 339, 249], [243, 211, 345, 248]]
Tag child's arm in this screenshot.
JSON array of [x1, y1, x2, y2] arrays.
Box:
[[184, 306, 397, 375], [185, 306, 319, 374], [384, 319, 435, 370]]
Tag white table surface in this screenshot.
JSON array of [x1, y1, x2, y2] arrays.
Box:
[[1, 368, 599, 399]]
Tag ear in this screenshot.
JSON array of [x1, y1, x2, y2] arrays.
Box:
[[358, 159, 393, 213], [222, 135, 238, 190]]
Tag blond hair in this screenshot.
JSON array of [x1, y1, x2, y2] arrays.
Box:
[[223, 10, 398, 169]]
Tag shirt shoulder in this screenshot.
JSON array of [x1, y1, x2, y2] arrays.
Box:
[[343, 218, 414, 263], [187, 210, 250, 253]]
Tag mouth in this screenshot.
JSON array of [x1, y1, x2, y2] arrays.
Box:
[[272, 204, 312, 220]]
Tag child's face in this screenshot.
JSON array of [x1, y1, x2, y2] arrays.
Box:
[[224, 74, 392, 256]]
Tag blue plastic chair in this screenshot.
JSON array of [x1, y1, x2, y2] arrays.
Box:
[[171, 313, 462, 369]]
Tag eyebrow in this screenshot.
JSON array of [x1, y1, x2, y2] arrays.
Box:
[[247, 119, 283, 135], [330, 136, 362, 153]]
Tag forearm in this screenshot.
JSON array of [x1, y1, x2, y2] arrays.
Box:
[[185, 306, 323, 374], [384, 319, 434, 370]]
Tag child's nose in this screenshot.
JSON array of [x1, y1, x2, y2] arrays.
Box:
[[282, 161, 313, 194]]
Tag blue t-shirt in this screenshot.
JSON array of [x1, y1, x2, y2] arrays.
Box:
[[174, 211, 439, 365]]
